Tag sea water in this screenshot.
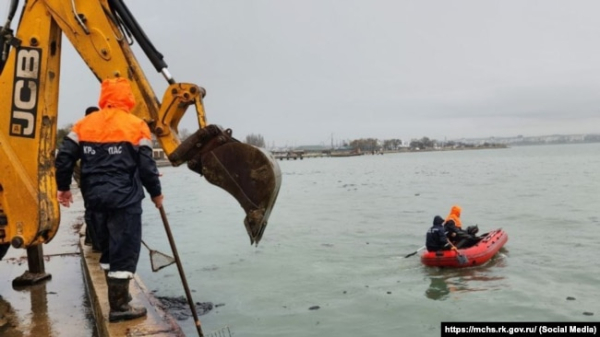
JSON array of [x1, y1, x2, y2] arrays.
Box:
[[138, 143, 600, 337]]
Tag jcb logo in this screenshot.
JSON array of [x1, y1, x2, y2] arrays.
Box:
[[10, 47, 41, 138]]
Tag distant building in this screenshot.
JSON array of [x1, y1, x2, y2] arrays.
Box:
[[152, 148, 166, 160], [151, 134, 167, 161]]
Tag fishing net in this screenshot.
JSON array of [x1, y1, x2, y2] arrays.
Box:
[[141, 240, 176, 272]]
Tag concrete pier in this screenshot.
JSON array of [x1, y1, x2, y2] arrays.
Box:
[[81, 233, 184, 337], [0, 189, 185, 337]]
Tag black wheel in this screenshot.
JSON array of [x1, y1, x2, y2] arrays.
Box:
[[0, 243, 9, 261]]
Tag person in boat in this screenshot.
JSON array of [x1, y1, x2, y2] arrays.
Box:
[[444, 219, 460, 244], [445, 219, 480, 249], [445, 205, 463, 229], [444, 205, 482, 247], [426, 215, 451, 252]]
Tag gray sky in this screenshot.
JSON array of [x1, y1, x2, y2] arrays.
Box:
[[10, 0, 600, 146]]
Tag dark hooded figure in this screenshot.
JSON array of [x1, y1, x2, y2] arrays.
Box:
[[80, 106, 100, 251], [446, 220, 480, 249], [426, 215, 449, 252], [444, 219, 460, 243]]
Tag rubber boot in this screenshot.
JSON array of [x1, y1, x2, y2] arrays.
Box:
[[104, 271, 132, 303], [107, 278, 146, 322]]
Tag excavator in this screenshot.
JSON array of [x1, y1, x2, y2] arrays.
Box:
[[0, 0, 281, 266]]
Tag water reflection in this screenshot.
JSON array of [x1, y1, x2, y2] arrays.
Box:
[[26, 282, 54, 337], [425, 276, 451, 300], [0, 296, 22, 337], [2, 281, 54, 337], [424, 253, 507, 301]]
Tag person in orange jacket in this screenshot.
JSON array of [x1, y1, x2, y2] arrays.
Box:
[[444, 205, 463, 245], [445, 205, 480, 248], [55, 78, 163, 323], [445, 205, 462, 229]]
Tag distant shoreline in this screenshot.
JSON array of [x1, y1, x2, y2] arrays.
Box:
[[386, 144, 508, 154], [272, 144, 508, 160]]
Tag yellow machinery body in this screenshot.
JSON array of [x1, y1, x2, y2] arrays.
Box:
[[0, 0, 280, 258]]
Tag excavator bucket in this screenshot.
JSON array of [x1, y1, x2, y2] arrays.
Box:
[[169, 126, 281, 245]]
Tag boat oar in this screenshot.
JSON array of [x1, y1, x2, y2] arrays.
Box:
[[448, 241, 468, 265], [159, 205, 205, 337], [404, 246, 426, 258]]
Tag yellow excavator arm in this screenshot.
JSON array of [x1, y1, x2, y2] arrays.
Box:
[[0, 0, 281, 258]]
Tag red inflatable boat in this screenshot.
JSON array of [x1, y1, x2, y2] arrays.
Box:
[[421, 228, 508, 268]]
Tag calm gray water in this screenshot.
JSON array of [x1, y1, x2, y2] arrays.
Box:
[[138, 143, 600, 337]]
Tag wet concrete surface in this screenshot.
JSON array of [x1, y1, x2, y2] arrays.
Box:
[[0, 189, 185, 337], [81, 237, 184, 337], [0, 196, 96, 337]]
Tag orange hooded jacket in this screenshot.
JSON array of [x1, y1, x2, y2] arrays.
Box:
[[445, 205, 462, 228], [55, 78, 161, 210]]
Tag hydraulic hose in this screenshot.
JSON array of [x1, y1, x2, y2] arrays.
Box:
[[107, 0, 174, 84], [2, 0, 18, 33], [6, 0, 18, 21], [0, 0, 18, 68]]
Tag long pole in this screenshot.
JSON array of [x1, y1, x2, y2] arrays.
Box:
[[159, 206, 204, 337]]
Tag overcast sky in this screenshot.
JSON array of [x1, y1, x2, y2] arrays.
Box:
[[8, 1, 600, 147]]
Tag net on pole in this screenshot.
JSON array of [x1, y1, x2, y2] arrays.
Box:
[[142, 240, 176, 272]]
